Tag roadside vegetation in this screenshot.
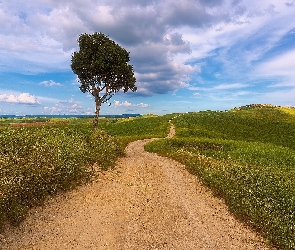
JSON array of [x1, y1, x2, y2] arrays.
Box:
[[145, 106, 295, 250], [0, 115, 171, 230], [1, 107, 294, 249], [99, 114, 173, 147]]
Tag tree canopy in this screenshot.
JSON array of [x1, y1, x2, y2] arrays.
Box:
[[71, 32, 137, 129]]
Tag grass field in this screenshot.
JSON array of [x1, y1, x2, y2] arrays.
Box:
[[145, 106, 295, 250], [1, 107, 294, 249], [0, 115, 171, 230]]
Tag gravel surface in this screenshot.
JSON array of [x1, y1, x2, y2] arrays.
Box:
[[1, 125, 274, 249]]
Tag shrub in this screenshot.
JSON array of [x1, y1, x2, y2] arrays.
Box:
[[0, 126, 123, 229]]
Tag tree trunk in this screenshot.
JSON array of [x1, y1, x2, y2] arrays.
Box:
[[93, 100, 101, 130]]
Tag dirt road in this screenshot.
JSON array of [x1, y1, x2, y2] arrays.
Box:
[[1, 126, 273, 249]]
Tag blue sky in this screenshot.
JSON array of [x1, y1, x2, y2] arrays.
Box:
[[0, 0, 295, 116]]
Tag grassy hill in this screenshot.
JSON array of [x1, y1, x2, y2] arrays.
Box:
[[146, 106, 295, 250], [0, 115, 171, 230], [1, 106, 294, 249]]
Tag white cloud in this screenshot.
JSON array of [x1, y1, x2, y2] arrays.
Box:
[[214, 83, 249, 90], [269, 82, 295, 88], [1, 0, 295, 111], [71, 103, 79, 109], [285, 1, 295, 7], [0, 0, 210, 94], [232, 91, 251, 96], [0, 93, 40, 104], [260, 88, 295, 105], [43, 98, 86, 114], [40, 80, 62, 87], [257, 49, 295, 78], [136, 103, 150, 108], [181, 0, 295, 78], [189, 83, 249, 91], [114, 101, 132, 107], [113, 101, 149, 108], [43, 106, 59, 114]]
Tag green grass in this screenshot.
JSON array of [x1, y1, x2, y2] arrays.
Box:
[[145, 107, 295, 250], [0, 115, 171, 230], [0, 117, 49, 125], [3, 108, 294, 249], [0, 126, 124, 228], [97, 115, 173, 148]]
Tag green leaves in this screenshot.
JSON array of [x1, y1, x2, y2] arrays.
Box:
[[71, 32, 137, 129]]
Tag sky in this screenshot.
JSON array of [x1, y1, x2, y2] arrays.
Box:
[[0, 0, 295, 116]]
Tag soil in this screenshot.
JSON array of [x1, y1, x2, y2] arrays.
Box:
[[1, 125, 274, 249]]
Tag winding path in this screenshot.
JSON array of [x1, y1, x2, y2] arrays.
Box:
[[1, 125, 273, 249]]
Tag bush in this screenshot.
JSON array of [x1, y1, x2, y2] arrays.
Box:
[[0, 126, 123, 229]]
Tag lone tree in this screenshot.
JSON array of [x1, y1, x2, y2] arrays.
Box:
[[71, 32, 137, 129]]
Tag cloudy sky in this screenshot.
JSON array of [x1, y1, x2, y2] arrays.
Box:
[[0, 0, 295, 116]]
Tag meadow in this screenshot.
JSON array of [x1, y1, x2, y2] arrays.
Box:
[[0, 115, 171, 230], [1, 107, 295, 249], [145, 106, 295, 250]]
